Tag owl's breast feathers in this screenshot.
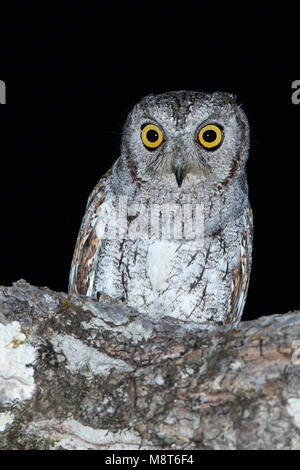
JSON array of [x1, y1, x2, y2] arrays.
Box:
[[68, 168, 112, 296], [69, 173, 253, 325]]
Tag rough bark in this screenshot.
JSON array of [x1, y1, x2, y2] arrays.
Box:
[[0, 279, 300, 450]]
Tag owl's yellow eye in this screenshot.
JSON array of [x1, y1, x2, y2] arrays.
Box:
[[141, 124, 163, 149], [198, 124, 223, 149]]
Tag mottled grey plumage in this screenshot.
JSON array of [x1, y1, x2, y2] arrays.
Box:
[[69, 91, 253, 325]]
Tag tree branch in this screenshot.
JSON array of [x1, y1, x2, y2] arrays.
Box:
[[0, 280, 300, 449]]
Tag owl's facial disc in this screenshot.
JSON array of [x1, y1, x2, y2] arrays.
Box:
[[138, 117, 227, 187]]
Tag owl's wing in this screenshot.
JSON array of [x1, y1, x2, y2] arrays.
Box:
[[68, 167, 113, 296], [224, 204, 253, 324]]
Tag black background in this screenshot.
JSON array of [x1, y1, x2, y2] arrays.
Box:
[[0, 3, 299, 321]]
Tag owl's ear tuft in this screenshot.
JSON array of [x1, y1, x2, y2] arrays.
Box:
[[212, 91, 237, 105], [226, 93, 237, 103], [223, 92, 237, 104]]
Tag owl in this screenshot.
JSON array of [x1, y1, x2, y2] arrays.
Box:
[[69, 91, 253, 325]]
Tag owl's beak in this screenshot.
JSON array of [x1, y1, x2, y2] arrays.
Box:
[[174, 166, 185, 188]]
